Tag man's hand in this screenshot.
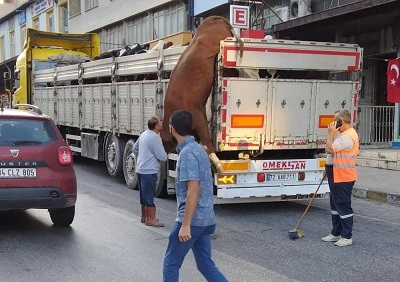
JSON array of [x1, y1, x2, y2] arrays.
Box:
[[328, 121, 339, 135], [326, 121, 338, 154], [178, 225, 191, 242]]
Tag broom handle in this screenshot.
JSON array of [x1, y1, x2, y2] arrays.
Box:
[[294, 172, 327, 229]]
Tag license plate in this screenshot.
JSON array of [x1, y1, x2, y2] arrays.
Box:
[[0, 168, 37, 178], [266, 173, 297, 181]]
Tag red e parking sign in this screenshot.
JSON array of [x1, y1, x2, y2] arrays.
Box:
[[230, 5, 249, 29]]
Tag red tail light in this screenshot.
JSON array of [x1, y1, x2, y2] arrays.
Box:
[[257, 173, 266, 182], [58, 147, 73, 166], [298, 172, 306, 181]]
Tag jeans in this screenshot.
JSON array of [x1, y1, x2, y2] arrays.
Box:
[[163, 222, 228, 282], [138, 173, 157, 207]]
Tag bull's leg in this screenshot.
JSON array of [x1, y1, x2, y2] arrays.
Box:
[[192, 109, 224, 174]]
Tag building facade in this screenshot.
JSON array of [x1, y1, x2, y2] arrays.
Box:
[[1, 0, 399, 144], [67, 0, 188, 53], [0, 0, 70, 93]]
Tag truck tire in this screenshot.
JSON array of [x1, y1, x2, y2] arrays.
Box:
[[105, 134, 125, 178], [123, 139, 138, 190], [49, 206, 75, 227], [155, 161, 168, 198]]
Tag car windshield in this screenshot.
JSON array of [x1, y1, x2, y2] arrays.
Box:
[[0, 119, 58, 147]]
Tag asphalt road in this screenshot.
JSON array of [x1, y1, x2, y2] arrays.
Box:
[[1, 157, 399, 282]]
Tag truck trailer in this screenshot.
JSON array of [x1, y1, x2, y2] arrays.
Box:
[[15, 30, 362, 204]]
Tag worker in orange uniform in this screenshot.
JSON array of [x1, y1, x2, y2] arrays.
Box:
[[322, 109, 359, 247]]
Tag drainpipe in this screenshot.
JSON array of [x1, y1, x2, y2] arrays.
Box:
[[187, 0, 194, 31]]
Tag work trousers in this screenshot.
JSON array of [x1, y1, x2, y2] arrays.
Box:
[[326, 165, 355, 239], [163, 222, 228, 282], [137, 173, 157, 207]]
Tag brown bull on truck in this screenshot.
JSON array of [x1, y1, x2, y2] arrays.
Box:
[[160, 16, 243, 174]]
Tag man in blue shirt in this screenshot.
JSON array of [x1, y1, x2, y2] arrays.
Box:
[[133, 116, 167, 227], [163, 110, 227, 282]]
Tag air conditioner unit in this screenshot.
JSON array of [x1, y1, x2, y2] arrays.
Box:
[[275, 6, 289, 23], [289, 0, 311, 19], [193, 16, 204, 31]]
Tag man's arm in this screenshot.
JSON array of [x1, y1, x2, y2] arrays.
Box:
[[133, 136, 140, 156], [152, 136, 167, 161], [179, 180, 200, 242]]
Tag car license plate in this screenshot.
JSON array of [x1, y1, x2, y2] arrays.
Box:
[[266, 173, 297, 181], [0, 168, 36, 178]]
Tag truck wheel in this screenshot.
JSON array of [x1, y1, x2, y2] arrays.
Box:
[[123, 139, 138, 190], [49, 206, 75, 227], [155, 161, 168, 198], [105, 134, 125, 178]]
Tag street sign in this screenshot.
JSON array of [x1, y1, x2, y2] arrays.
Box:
[[230, 5, 250, 29]]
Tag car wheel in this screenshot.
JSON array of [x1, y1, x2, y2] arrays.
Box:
[[105, 133, 125, 177], [49, 206, 75, 227], [123, 139, 138, 190], [155, 161, 168, 198]]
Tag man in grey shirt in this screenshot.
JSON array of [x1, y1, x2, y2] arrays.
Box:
[[133, 116, 167, 227]]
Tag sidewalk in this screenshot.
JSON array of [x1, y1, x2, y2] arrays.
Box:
[[353, 166, 400, 205]]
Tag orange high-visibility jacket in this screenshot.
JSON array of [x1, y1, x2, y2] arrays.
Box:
[[332, 127, 359, 183]]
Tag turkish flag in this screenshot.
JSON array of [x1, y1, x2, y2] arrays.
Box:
[[387, 58, 400, 103]]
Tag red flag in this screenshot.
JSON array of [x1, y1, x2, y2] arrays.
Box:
[[387, 58, 400, 103]]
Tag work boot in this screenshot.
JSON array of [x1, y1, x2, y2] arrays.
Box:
[[321, 234, 341, 242], [141, 205, 146, 223], [145, 207, 164, 227], [334, 238, 352, 247]]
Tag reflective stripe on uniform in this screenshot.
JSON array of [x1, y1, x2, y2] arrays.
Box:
[[334, 154, 358, 159], [340, 213, 354, 219], [333, 163, 356, 168], [331, 210, 339, 215]]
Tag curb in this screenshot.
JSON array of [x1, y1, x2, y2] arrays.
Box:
[[352, 186, 400, 206]]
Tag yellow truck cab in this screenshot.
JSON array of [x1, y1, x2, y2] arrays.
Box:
[[14, 28, 100, 104]]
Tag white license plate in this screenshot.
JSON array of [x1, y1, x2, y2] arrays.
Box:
[[0, 168, 37, 178], [266, 173, 297, 181]]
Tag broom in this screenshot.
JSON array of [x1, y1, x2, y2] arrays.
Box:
[[288, 172, 327, 240]]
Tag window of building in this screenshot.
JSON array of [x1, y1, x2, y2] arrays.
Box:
[[47, 9, 54, 32], [85, 0, 98, 11], [59, 2, 69, 32], [20, 24, 27, 50], [127, 14, 149, 45], [101, 24, 123, 53], [9, 29, 15, 57], [152, 3, 185, 39], [32, 17, 40, 30], [69, 0, 81, 17], [0, 36, 4, 61]]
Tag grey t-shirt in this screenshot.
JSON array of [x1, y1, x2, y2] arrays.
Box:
[[133, 129, 167, 174], [175, 136, 216, 227]]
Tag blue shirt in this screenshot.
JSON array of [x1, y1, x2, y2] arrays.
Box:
[[175, 136, 216, 226]]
